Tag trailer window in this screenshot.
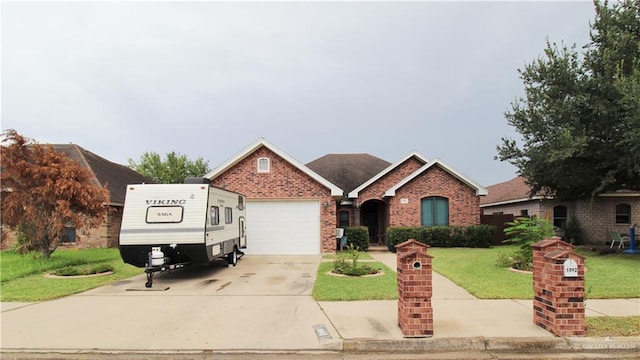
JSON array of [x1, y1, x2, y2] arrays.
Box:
[[225, 207, 233, 224], [146, 206, 184, 223], [238, 196, 244, 210], [210, 206, 220, 225]]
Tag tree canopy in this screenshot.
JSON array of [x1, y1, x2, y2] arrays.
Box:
[[1, 130, 110, 258], [128, 151, 210, 184], [497, 0, 640, 200]]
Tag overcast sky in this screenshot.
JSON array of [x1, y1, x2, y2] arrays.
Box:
[[2, 1, 597, 186]]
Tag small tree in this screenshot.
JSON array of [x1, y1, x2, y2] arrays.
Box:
[[128, 151, 210, 184], [501, 217, 554, 271], [1, 130, 109, 258]]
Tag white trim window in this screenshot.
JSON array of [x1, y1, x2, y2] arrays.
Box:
[[257, 157, 270, 173]]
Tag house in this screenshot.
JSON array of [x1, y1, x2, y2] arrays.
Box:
[[206, 138, 488, 255], [1, 144, 152, 249], [479, 176, 640, 245]]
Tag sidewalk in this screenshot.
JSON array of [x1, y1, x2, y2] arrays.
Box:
[[0, 251, 638, 357], [321, 250, 640, 354]]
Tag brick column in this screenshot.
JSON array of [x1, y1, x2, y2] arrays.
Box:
[[396, 239, 433, 337], [532, 237, 586, 337]]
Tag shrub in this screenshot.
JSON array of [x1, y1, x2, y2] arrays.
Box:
[[344, 226, 369, 252], [386, 225, 494, 252], [332, 244, 379, 276], [501, 217, 554, 271], [386, 227, 422, 252], [563, 218, 585, 245], [465, 224, 494, 248]]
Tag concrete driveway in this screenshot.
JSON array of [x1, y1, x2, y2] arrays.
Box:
[[0, 255, 341, 352]]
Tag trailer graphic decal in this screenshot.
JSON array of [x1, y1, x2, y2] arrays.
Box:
[[145, 206, 184, 223]]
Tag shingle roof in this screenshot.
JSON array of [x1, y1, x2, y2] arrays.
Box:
[[52, 144, 153, 205], [479, 176, 541, 206], [306, 154, 391, 194]]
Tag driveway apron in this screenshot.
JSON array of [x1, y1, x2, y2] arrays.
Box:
[[0, 255, 341, 351]]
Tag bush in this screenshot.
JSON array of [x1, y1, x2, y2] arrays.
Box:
[[386, 226, 422, 252], [386, 225, 494, 252], [563, 218, 585, 245], [344, 226, 369, 252], [501, 217, 554, 271], [332, 244, 379, 276]]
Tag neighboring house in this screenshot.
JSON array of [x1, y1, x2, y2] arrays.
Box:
[[480, 176, 640, 245], [1, 144, 152, 249], [206, 138, 488, 255]]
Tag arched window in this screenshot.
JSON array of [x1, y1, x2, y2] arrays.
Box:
[[616, 203, 631, 224], [421, 197, 449, 226], [553, 205, 567, 228]]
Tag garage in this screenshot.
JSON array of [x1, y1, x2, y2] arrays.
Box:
[[244, 200, 321, 255]]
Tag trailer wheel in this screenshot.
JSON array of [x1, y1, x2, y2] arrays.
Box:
[[145, 272, 153, 288], [227, 249, 237, 267]]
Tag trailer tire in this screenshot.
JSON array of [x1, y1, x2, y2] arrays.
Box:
[[227, 249, 237, 267]]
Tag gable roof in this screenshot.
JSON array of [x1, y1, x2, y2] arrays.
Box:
[[52, 144, 153, 206], [205, 138, 343, 197], [348, 151, 429, 198], [384, 158, 489, 197], [306, 154, 391, 194]]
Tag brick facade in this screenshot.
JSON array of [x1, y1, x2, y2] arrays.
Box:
[[388, 166, 481, 227], [482, 196, 639, 245], [358, 158, 424, 204], [2, 209, 118, 250], [211, 146, 336, 253]]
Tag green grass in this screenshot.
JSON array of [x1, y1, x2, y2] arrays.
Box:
[[321, 252, 373, 260], [573, 247, 640, 298], [427, 245, 640, 299], [312, 261, 397, 301], [429, 246, 534, 299], [586, 316, 640, 337], [0, 248, 143, 302]]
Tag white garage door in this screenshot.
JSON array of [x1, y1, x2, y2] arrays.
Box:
[[245, 200, 321, 255]]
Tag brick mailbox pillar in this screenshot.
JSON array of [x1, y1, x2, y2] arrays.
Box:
[[396, 239, 433, 338], [532, 237, 586, 337]]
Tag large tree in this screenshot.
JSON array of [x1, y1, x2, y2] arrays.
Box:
[[497, 0, 640, 200], [128, 151, 210, 184], [1, 130, 110, 258]]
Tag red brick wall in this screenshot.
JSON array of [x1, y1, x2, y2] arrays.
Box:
[[388, 165, 481, 227], [211, 146, 336, 253], [358, 157, 424, 204]]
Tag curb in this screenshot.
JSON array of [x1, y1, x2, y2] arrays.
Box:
[[342, 336, 640, 354]]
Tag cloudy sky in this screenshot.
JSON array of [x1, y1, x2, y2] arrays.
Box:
[[2, 1, 596, 186]]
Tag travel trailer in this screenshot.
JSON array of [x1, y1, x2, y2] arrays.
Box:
[[119, 177, 247, 287]]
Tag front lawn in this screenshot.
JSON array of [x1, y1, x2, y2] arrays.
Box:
[[429, 245, 640, 299], [312, 261, 397, 301], [0, 248, 142, 302]]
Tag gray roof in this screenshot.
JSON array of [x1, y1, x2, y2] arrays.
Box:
[[306, 154, 391, 194], [52, 144, 153, 205]]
